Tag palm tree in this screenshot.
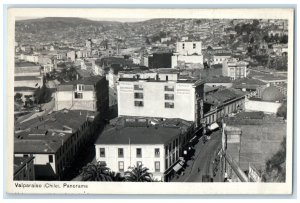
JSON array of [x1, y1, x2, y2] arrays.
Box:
[[124, 164, 153, 182], [81, 162, 113, 181], [109, 171, 125, 182]]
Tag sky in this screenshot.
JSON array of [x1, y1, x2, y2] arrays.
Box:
[[16, 17, 151, 22]]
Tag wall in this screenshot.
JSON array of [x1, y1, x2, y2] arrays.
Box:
[[15, 153, 56, 179], [118, 81, 197, 122], [55, 90, 96, 111], [176, 41, 202, 55], [245, 99, 282, 114], [14, 78, 43, 88], [171, 55, 203, 68], [95, 144, 165, 181]]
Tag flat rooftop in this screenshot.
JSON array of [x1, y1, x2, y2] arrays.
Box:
[[96, 117, 193, 145]]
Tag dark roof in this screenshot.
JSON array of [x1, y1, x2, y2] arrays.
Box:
[[15, 61, 39, 67], [14, 86, 37, 91], [14, 109, 97, 154], [96, 126, 181, 145], [205, 88, 245, 105], [15, 76, 41, 81], [205, 76, 232, 83], [60, 76, 104, 86]]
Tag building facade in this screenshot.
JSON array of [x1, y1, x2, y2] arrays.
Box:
[[171, 41, 204, 68], [95, 117, 194, 181], [222, 58, 248, 80], [55, 76, 108, 113], [117, 76, 204, 127]]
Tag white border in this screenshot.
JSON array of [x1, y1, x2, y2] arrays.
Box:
[[6, 8, 294, 195]]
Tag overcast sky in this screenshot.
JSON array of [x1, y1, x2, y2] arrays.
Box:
[[16, 17, 151, 22]]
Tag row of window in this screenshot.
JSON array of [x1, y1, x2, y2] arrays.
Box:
[[117, 161, 160, 172], [134, 93, 174, 100], [99, 148, 160, 158], [182, 43, 197, 49], [133, 85, 175, 92], [134, 101, 175, 108]]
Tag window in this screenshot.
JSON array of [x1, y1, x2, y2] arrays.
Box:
[[155, 161, 160, 172], [134, 84, 143, 90], [49, 155, 53, 163], [134, 92, 143, 99], [74, 92, 83, 99], [165, 158, 168, 169], [118, 161, 124, 172], [173, 140, 176, 150], [155, 148, 160, 157], [182, 43, 185, 49], [118, 148, 124, 158], [165, 102, 174, 108], [164, 94, 174, 100], [165, 146, 168, 156], [77, 84, 84, 91], [193, 43, 196, 49], [136, 148, 142, 158], [164, 85, 174, 91], [137, 161, 142, 167], [23, 154, 28, 158], [100, 148, 105, 157], [134, 101, 144, 107]]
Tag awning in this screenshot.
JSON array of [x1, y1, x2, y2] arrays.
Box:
[[208, 122, 219, 131], [173, 161, 185, 172]]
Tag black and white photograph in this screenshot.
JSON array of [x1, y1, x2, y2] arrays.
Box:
[[5, 7, 294, 194]]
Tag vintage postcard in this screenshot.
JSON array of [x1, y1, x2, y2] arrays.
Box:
[[6, 8, 294, 194]]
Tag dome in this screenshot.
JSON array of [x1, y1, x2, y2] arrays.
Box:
[[261, 86, 284, 102]]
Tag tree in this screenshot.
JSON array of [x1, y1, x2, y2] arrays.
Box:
[[14, 93, 23, 103], [277, 101, 287, 119], [124, 164, 153, 182], [34, 85, 52, 104], [81, 162, 113, 181], [262, 137, 286, 182]]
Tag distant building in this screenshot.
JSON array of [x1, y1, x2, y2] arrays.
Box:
[[14, 61, 43, 101], [67, 51, 76, 62], [171, 41, 204, 69], [117, 73, 204, 127], [95, 117, 194, 181], [55, 76, 108, 113], [14, 109, 97, 180], [211, 53, 232, 65], [222, 58, 248, 80], [14, 156, 35, 180]]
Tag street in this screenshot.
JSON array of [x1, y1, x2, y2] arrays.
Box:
[[173, 129, 223, 182]]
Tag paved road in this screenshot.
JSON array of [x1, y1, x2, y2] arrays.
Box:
[[173, 129, 222, 182]]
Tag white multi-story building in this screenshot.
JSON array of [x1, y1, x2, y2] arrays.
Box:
[[171, 41, 204, 68], [222, 58, 248, 80], [117, 73, 205, 127], [95, 117, 194, 181]]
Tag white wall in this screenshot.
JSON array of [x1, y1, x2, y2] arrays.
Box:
[[95, 144, 165, 181], [245, 99, 282, 114], [176, 41, 202, 55], [118, 81, 196, 122], [172, 55, 203, 68]]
